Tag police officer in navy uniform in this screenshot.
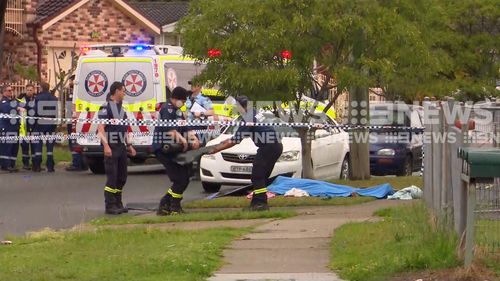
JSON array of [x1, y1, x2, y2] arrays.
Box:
[[209, 96, 283, 211], [97, 81, 136, 215], [32, 82, 59, 172], [0, 85, 23, 173], [153, 86, 200, 215]]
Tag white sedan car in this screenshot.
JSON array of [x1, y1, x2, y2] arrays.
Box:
[[199, 113, 350, 193]]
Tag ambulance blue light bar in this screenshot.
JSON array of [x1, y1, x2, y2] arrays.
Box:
[[134, 45, 145, 51]]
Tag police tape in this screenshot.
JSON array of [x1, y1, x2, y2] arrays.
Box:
[[0, 113, 425, 132], [0, 129, 224, 142]]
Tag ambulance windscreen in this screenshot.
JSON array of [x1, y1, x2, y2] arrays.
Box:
[[164, 62, 204, 91]]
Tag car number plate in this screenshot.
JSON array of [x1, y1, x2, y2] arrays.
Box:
[[230, 166, 252, 173]]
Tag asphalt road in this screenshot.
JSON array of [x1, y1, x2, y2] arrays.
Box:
[[0, 164, 216, 240]]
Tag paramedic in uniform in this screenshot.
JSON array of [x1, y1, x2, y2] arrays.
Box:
[[0, 85, 23, 172], [209, 96, 283, 211], [97, 82, 136, 215], [154, 86, 200, 215], [32, 82, 58, 172]]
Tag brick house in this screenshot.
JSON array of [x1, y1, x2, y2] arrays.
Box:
[[2, 0, 188, 86]]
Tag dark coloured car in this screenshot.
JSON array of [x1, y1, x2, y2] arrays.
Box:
[[369, 103, 424, 176]]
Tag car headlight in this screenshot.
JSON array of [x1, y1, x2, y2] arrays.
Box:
[[377, 148, 396, 156], [278, 151, 300, 162], [202, 154, 216, 160]]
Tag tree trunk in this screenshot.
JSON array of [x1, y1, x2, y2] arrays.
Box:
[[348, 85, 371, 180], [298, 127, 314, 179], [348, 27, 370, 180]]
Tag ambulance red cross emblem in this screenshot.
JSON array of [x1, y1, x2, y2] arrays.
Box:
[[122, 70, 147, 97], [84, 70, 108, 97]]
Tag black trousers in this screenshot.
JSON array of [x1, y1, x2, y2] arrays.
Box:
[[156, 151, 190, 195], [251, 143, 283, 190], [104, 145, 128, 191]]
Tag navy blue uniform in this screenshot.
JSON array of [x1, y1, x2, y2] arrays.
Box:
[[232, 111, 283, 197], [32, 91, 59, 171], [154, 101, 193, 213], [98, 101, 129, 211], [0, 96, 21, 169]]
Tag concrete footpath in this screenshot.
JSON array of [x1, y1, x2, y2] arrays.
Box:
[[208, 200, 411, 281]]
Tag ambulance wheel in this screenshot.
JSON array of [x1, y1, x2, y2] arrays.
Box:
[[202, 182, 221, 193], [87, 157, 105, 174]]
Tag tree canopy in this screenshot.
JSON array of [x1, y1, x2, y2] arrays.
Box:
[[179, 0, 498, 103]]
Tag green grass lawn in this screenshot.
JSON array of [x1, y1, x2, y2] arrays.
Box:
[[330, 203, 460, 281], [15, 144, 72, 167], [185, 196, 375, 209], [0, 227, 246, 281], [90, 209, 297, 226]]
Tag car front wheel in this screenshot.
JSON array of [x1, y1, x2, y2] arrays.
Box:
[[397, 156, 413, 177], [202, 182, 221, 193], [339, 156, 350, 180]]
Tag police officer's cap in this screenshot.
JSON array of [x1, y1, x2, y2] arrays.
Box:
[[235, 95, 249, 109], [171, 86, 188, 100]]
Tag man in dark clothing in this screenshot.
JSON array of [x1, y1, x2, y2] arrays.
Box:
[[98, 81, 136, 215], [16, 84, 36, 170], [0, 85, 23, 172], [32, 82, 58, 172], [153, 86, 200, 216], [208, 96, 283, 211]]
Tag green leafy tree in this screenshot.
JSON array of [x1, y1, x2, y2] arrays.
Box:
[[438, 0, 499, 101]]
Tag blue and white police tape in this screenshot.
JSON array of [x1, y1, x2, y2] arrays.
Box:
[[0, 113, 425, 132]]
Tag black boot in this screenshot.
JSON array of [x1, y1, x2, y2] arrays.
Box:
[[104, 192, 122, 215], [170, 197, 185, 215], [115, 193, 128, 213], [248, 194, 269, 211], [156, 194, 172, 216]]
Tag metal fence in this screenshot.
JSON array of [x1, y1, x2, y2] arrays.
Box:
[[474, 180, 500, 253], [423, 98, 500, 266]]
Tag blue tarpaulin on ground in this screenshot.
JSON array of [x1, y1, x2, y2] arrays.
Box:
[[267, 176, 395, 199]]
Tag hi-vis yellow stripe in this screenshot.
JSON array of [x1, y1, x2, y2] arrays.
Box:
[[75, 98, 157, 112], [104, 186, 121, 193], [82, 58, 151, 63], [254, 188, 268, 195], [168, 189, 183, 199], [159, 55, 196, 62], [75, 99, 102, 112]]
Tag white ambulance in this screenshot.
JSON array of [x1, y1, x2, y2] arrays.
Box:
[[72, 44, 212, 174]]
